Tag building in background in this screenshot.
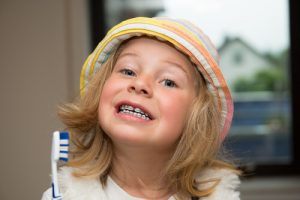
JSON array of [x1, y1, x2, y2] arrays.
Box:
[[219, 37, 275, 90], [218, 37, 291, 164]]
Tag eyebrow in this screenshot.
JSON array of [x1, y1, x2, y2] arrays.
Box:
[[118, 52, 139, 59], [118, 52, 191, 77], [162, 60, 189, 77]]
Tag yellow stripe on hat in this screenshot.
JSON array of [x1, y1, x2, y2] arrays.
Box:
[[80, 54, 93, 97]]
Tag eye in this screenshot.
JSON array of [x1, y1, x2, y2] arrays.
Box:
[[162, 79, 177, 88], [120, 68, 135, 76]]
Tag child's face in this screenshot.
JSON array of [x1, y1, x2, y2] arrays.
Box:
[[98, 37, 198, 153]]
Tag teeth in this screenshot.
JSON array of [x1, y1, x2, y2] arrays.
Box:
[[134, 108, 142, 113], [119, 104, 150, 120], [121, 105, 134, 111], [126, 105, 134, 111]]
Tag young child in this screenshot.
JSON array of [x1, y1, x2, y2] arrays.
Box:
[[42, 17, 240, 200]]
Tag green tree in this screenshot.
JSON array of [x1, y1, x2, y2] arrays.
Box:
[[233, 68, 283, 92]]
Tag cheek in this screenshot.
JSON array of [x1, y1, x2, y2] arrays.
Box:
[[98, 83, 111, 114], [161, 93, 192, 117], [98, 78, 118, 119], [159, 94, 193, 132], [99, 76, 122, 104]]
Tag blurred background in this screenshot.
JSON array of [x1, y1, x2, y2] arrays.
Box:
[[0, 0, 299, 199]]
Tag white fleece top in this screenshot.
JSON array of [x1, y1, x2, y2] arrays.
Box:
[[41, 167, 240, 200]]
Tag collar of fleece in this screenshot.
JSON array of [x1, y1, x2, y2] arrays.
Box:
[[44, 166, 240, 200]]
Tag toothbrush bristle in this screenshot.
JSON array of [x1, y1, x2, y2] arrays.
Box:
[[59, 131, 69, 140], [59, 131, 69, 162]]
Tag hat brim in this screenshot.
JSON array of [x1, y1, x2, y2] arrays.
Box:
[[80, 17, 233, 139]]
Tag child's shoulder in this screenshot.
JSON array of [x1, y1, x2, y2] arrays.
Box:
[[43, 166, 107, 200], [195, 168, 241, 200], [60, 166, 106, 199]]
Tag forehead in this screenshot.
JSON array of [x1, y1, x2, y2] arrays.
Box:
[[119, 37, 185, 56], [117, 37, 196, 69]]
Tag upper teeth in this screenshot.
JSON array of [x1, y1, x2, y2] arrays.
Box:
[[119, 105, 150, 120]]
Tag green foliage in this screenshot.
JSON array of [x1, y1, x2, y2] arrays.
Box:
[[233, 48, 289, 92], [233, 67, 284, 92], [234, 77, 252, 92]]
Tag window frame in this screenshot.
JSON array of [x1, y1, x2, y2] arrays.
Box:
[[88, 0, 300, 176]]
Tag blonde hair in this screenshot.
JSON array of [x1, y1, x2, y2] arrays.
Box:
[[58, 39, 237, 198]]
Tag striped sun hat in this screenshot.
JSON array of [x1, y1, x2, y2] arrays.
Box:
[[80, 17, 233, 139]]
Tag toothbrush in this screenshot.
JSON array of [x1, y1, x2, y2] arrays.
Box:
[[51, 131, 69, 200]]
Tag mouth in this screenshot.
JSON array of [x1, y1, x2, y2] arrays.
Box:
[[117, 103, 153, 121]]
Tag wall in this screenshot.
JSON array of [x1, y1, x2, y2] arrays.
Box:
[[0, 0, 90, 199], [241, 176, 300, 200]]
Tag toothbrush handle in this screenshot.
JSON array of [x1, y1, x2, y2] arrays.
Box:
[[51, 161, 62, 200], [51, 131, 62, 200]]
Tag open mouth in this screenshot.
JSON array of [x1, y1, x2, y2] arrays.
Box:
[[118, 104, 152, 121]]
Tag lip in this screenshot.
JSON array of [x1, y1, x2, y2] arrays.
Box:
[[115, 100, 154, 121]]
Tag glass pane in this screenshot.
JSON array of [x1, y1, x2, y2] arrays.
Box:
[[105, 0, 292, 165]]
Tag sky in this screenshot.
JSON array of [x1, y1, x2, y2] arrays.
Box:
[[159, 0, 289, 53]]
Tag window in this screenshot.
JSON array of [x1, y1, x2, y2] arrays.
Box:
[[89, 0, 300, 175], [233, 51, 243, 64]]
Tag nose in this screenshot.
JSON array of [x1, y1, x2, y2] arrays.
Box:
[[127, 75, 153, 97]]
